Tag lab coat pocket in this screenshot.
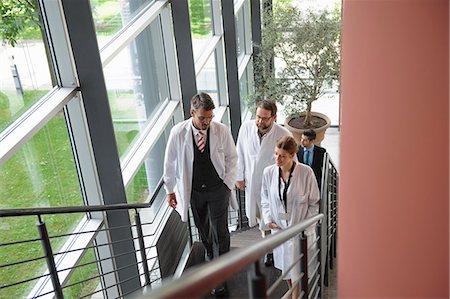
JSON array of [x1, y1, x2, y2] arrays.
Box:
[[293, 194, 307, 205]]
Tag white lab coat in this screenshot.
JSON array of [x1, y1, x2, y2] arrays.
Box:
[[261, 162, 320, 281], [236, 120, 292, 228], [163, 118, 238, 222]]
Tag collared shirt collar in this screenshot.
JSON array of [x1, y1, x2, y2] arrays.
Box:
[[305, 144, 315, 152], [191, 121, 207, 136]]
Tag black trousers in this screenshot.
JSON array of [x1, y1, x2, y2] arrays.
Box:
[[191, 184, 230, 259]]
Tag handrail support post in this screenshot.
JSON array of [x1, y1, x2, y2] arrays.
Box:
[[248, 261, 267, 298], [135, 210, 152, 287], [36, 215, 64, 299]]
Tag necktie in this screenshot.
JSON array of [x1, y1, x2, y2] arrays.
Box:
[[305, 150, 310, 166], [197, 131, 205, 152]]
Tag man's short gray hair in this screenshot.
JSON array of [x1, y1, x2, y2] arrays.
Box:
[[190, 92, 215, 112]]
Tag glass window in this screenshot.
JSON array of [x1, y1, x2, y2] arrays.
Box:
[[196, 52, 219, 107], [235, 7, 245, 64], [0, 12, 52, 133], [239, 61, 254, 119], [125, 125, 171, 205], [188, 0, 213, 61], [103, 17, 170, 158], [90, 0, 156, 48], [0, 113, 83, 298]]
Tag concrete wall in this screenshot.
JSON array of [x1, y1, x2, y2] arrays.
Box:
[[338, 0, 449, 297]]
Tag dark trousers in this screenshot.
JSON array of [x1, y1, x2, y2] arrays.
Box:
[[191, 184, 230, 259]]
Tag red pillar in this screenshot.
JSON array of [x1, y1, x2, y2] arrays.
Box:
[[338, 0, 449, 297]]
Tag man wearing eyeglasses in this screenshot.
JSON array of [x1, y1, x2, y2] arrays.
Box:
[[235, 99, 292, 266], [163, 92, 237, 295]]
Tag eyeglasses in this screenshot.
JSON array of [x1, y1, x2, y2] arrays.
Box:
[[255, 114, 273, 122], [195, 112, 214, 122]]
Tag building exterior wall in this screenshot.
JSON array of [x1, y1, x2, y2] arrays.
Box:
[[339, 0, 449, 297]]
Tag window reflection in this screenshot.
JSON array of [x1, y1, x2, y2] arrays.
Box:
[[196, 52, 219, 107], [103, 16, 170, 158], [0, 113, 83, 298], [126, 126, 172, 206], [235, 8, 245, 64], [188, 0, 213, 61], [239, 61, 253, 119], [90, 0, 156, 48], [0, 40, 52, 133]]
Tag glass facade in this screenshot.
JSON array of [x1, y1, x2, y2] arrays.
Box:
[[0, 30, 52, 133], [90, 0, 156, 48], [196, 52, 219, 107], [0, 0, 258, 297], [188, 0, 213, 61], [103, 16, 170, 158]]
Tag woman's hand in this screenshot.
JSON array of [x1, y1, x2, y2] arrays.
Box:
[[267, 222, 281, 230]]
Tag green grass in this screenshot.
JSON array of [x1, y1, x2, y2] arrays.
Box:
[[0, 108, 83, 298], [0, 90, 49, 132], [62, 248, 99, 298], [0, 89, 153, 298]]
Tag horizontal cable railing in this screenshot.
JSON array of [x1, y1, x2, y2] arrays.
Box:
[[1, 154, 338, 299], [140, 214, 324, 299], [0, 179, 167, 299]]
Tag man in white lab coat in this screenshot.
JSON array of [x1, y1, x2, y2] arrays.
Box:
[[235, 100, 291, 266], [163, 93, 238, 278]]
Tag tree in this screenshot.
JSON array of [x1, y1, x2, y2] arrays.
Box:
[[252, 4, 341, 128], [0, 0, 40, 47]]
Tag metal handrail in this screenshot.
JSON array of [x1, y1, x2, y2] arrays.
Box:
[[141, 214, 324, 299], [0, 179, 164, 217]]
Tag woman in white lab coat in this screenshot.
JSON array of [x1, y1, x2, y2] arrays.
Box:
[[261, 136, 320, 299]]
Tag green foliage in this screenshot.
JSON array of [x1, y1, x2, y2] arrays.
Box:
[[252, 4, 341, 126], [0, 0, 41, 46], [189, 0, 212, 37]]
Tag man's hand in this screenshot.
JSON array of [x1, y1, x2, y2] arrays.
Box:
[[167, 193, 177, 209], [267, 222, 281, 230], [235, 180, 246, 190]]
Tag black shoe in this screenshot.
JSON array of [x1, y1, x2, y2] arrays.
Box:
[[205, 251, 213, 262], [211, 284, 228, 297], [264, 253, 274, 267]]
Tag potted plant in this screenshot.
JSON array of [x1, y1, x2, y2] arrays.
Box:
[[251, 3, 341, 144]]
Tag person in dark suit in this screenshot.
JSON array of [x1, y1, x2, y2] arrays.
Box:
[[297, 129, 326, 190]]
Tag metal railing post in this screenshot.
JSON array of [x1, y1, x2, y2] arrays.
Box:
[[237, 189, 244, 229], [300, 232, 309, 298], [187, 210, 194, 246], [135, 210, 151, 287], [248, 261, 267, 298], [36, 215, 64, 299], [317, 221, 322, 298]]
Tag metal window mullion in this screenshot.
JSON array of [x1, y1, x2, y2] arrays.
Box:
[[220, 0, 241, 140], [121, 100, 180, 187], [101, 0, 169, 67], [0, 87, 77, 165], [214, 43, 229, 107], [160, 6, 182, 102], [234, 0, 246, 13], [211, 0, 223, 35], [171, 0, 197, 119], [61, 0, 141, 296], [194, 36, 221, 76], [243, 0, 253, 55], [238, 54, 251, 79], [38, 0, 78, 87], [250, 0, 262, 54]]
